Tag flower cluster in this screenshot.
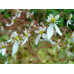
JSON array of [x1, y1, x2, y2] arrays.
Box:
[[66, 14, 73, 27], [47, 14, 62, 40], [0, 9, 73, 64]]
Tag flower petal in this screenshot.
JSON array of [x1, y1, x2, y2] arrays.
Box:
[[47, 18, 51, 22], [68, 20, 71, 24], [50, 14, 53, 18], [11, 31, 18, 38], [47, 23, 54, 40], [42, 26, 46, 31], [35, 34, 41, 45], [21, 37, 28, 46], [48, 39, 56, 45], [42, 34, 56, 45], [35, 30, 39, 34], [70, 14, 72, 18], [28, 33, 31, 37], [67, 20, 69, 27], [42, 33, 47, 39], [12, 41, 19, 56], [54, 24, 62, 36], [24, 28, 27, 33], [1, 48, 6, 56], [55, 15, 60, 20], [6, 39, 12, 42]]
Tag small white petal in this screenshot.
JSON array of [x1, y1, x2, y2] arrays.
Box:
[[5, 23, 12, 26], [24, 28, 27, 33], [42, 33, 47, 39], [47, 23, 54, 40], [21, 37, 28, 46], [31, 12, 34, 15], [42, 26, 46, 31], [71, 32, 74, 37], [1, 48, 6, 56], [11, 31, 18, 38], [70, 14, 72, 18], [28, 33, 31, 37], [54, 24, 62, 36], [68, 20, 71, 24], [68, 20, 71, 25], [47, 19, 51, 22], [42, 34, 56, 45], [6, 39, 12, 42], [35, 34, 41, 45], [35, 30, 39, 34], [47, 16, 50, 19], [49, 39, 56, 45], [55, 15, 60, 20], [12, 41, 19, 56], [67, 19, 72, 26], [39, 27, 43, 30], [50, 14, 53, 18]]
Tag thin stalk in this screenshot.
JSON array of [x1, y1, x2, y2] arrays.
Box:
[[28, 39, 42, 63]]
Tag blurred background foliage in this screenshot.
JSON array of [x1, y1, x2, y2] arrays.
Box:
[[30, 9, 74, 30], [1, 9, 74, 30], [0, 9, 74, 64]]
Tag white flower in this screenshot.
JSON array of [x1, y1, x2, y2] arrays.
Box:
[[7, 31, 20, 56], [35, 26, 46, 45], [21, 28, 31, 45], [47, 14, 62, 40], [35, 26, 56, 45], [67, 14, 73, 27], [0, 42, 7, 56], [47, 14, 60, 24], [7, 31, 19, 43], [15, 9, 22, 17], [5, 16, 16, 26]]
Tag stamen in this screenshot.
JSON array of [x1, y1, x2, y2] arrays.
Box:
[[51, 18, 56, 23]]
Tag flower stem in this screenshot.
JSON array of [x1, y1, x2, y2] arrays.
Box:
[[28, 39, 42, 63]]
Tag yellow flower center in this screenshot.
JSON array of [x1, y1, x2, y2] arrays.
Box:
[[40, 31, 43, 34], [1, 45, 5, 48], [15, 36, 19, 40], [25, 33, 28, 37], [51, 18, 56, 23], [13, 19, 16, 23]]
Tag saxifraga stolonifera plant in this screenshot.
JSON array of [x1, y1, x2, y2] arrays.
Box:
[[0, 9, 74, 64]]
